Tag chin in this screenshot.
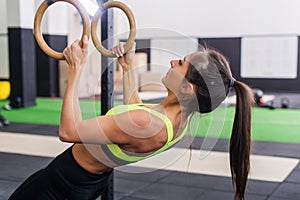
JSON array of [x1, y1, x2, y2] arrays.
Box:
[[161, 77, 166, 85], [161, 79, 171, 92]]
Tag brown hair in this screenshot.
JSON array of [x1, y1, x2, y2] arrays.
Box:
[[185, 47, 254, 200]]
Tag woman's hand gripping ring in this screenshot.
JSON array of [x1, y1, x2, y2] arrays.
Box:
[[91, 1, 136, 58], [34, 0, 91, 60]]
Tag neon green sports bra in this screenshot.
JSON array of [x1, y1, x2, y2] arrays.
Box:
[[100, 104, 189, 165]]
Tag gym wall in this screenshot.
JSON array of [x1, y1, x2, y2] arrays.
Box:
[[1, 0, 300, 98], [0, 0, 9, 79], [199, 37, 300, 92], [6, 0, 36, 107], [68, 5, 102, 98], [116, 0, 300, 92], [34, 1, 69, 97], [117, 0, 300, 37]]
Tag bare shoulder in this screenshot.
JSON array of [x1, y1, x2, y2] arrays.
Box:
[[111, 108, 165, 130], [113, 108, 168, 152], [102, 108, 166, 143]]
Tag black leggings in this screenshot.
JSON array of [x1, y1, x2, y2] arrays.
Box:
[[9, 146, 112, 200]]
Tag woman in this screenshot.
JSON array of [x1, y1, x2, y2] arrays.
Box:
[[9, 36, 253, 200]]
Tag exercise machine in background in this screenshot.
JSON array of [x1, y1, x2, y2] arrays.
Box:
[[253, 88, 290, 109], [0, 80, 10, 127]]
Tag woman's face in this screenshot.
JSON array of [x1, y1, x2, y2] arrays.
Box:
[[162, 55, 190, 93]]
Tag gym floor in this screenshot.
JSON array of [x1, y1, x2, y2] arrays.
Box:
[[0, 93, 300, 200]]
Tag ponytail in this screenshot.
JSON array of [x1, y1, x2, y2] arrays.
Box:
[[185, 49, 254, 199], [230, 81, 254, 200]]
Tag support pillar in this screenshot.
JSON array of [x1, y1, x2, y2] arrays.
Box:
[[35, 0, 68, 97], [7, 0, 36, 107], [97, 0, 114, 199]]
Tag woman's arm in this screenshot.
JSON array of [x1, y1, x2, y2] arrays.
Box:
[[58, 37, 117, 143], [58, 39, 151, 144], [58, 36, 88, 142], [113, 42, 142, 105]]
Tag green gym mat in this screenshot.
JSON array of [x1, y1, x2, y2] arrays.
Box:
[[1, 98, 122, 125], [1, 98, 300, 144]]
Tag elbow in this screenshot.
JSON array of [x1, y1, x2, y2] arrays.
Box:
[[58, 126, 76, 143], [58, 132, 69, 142]]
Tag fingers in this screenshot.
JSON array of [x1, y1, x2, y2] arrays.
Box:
[[63, 45, 72, 65], [82, 35, 89, 51], [130, 42, 136, 51], [119, 42, 125, 55], [62, 37, 88, 66], [63, 44, 71, 57], [69, 37, 88, 52], [62, 48, 69, 64], [112, 42, 125, 57], [112, 42, 136, 57]]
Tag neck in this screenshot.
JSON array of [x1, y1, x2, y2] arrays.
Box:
[[155, 92, 191, 138], [159, 92, 190, 121]]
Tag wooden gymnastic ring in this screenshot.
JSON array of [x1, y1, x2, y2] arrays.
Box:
[[34, 0, 90, 60], [91, 1, 136, 57]]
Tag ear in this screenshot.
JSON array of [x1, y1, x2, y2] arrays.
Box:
[[181, 82, 195, 95]]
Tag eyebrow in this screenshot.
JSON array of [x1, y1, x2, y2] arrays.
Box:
[[183, 57, 186, 62]]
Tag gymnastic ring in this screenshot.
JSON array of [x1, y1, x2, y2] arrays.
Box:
[[34, 0, 90, 60], [91, 1, 136, 57]]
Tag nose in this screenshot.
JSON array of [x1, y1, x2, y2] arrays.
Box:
[[170, 60, 175, 68]]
